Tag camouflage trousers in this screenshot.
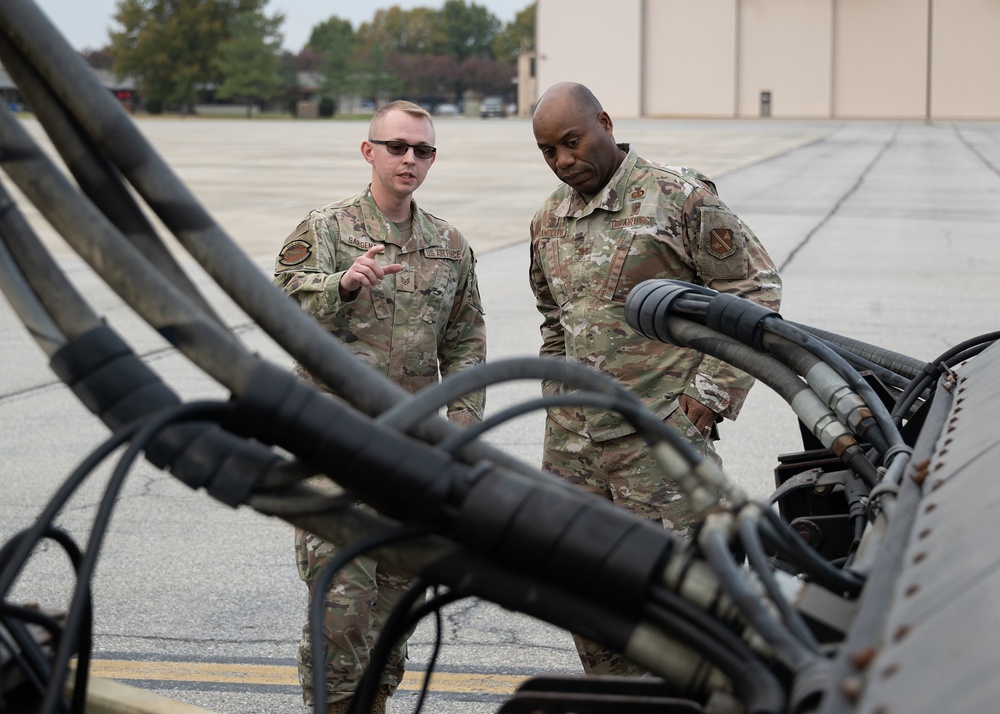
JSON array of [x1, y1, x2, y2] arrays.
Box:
[[541, 407, 722, 677], [295, 527, 421, 706]]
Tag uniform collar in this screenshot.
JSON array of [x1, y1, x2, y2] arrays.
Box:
[[359, 185, 443, 251], [554, 143, 636, 219]]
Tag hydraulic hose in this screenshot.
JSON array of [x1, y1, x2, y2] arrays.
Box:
[[0, 103, 257, 390], [379, 356, 702, 468], [699, 513, 820, 674], [759, 330, 893, 457], [0, 31, 224, 326], [761, 319, 904, 452], [787, 321, 927, 380], [668, 320, 880, 487], [0, 0, 530, 482], [0, 193, 67, 355]]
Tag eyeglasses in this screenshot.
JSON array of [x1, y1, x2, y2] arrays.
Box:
[[369, 139, 437, 160]]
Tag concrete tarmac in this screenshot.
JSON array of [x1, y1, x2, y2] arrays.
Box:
[[2, 115, 999, 712]]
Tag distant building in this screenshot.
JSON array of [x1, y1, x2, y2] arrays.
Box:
[[516, 49, 536, 118], [533, 0, 1000, 120], [0, 64, 137, 112]]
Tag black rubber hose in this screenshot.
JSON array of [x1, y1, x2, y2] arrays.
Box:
[[0, 103, 257, 389], [700, 521, 819, 673], [821, 339, 911, 391], [891, 334, 999, 423], [347, 577, 453, 714], [40, 401, 229, 714], [0, 0, 418, 419], [642, 587, 787, 714], [786, 321, 927, 380], [387, 357, 702, 467], [436, 392, 697, 466], [666, 320, 881, 488], [377, 356, 635, 430], [0, 192, 68, 354], [0, 30, 224, 326], [308, 526, 431, 714], [1, 165, 289, 508], [759, 508, 864, 597], [0, 0, 533, 480], [762, 319, 903, 450], [759, 331, 893, 457], [737, 508, 821, 653]]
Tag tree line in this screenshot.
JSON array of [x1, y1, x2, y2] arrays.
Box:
[[88, 0, 535, 116]]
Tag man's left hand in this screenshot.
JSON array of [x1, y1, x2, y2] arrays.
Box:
[[679, 394, 718, 437]]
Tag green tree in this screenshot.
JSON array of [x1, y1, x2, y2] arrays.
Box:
[[109, 0, 271, 114], [353, 43, 402, 109], [357, 7, 446, 57], [214, 10, 284, 117], [439, 0, 500, 62], [307, 16, 356, 108], [492, 3, 535, 65]]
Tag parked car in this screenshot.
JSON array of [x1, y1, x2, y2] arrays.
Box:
[[479, 96, 507, 118], [435, 103, 460, 116]]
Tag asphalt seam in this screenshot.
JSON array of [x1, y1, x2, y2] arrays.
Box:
[[778, 123, 900, 274]]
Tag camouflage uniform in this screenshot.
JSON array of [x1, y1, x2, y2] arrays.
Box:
[[529, 144, 781, 675], [274, 186, 486, 706]]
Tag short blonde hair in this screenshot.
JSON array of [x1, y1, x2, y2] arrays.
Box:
[[369, 100, 433, 139]]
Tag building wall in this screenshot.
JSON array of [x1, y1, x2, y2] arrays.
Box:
[[517, 50, 537, 117], [643, 0, 738, 118], [737, 0, 833, 118], [532, 0, 1000, 120], [931, 0, 1000, 119], [535, 0, 643, 117], [833, 0, 928, 119]]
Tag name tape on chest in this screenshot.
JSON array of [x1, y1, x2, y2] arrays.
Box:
[[343, 234, 379, 252], [424, 247, 463, 260], [609, 216, 655, 229]]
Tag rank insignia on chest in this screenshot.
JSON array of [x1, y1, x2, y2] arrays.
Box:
[[709, 228, 736, 257], [277, 239, 312, 267], [630, 187, 645, 200], [396, 270, 416, 292]]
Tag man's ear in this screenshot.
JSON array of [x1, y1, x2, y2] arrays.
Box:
[[597, 111, 614, 135], [360, 140, 375, 165]]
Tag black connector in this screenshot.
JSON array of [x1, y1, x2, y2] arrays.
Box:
[[48, 324, 277, 506], [228, 361, 675, 614], [625, 279, 715, 345], [705, 292, 781, 351]]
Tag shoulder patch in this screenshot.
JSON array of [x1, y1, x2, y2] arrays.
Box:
[[277, 239, 312, 267], [709, 228, 736, 259], [700, 207, 742, 260]]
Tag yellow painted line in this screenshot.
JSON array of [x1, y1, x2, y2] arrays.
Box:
[[85, 660, 528, 696]]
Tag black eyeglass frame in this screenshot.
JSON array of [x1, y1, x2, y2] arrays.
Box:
[[369, 139, 437, 159]]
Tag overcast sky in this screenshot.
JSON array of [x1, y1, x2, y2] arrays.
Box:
[[31, 0, 532, 53]]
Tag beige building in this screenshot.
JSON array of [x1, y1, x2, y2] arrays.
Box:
[[527, 0, 1000, 119]]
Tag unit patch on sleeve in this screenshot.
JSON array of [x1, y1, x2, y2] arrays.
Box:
[[709, 228, 736, 259], [277, 239, 312, 267]]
